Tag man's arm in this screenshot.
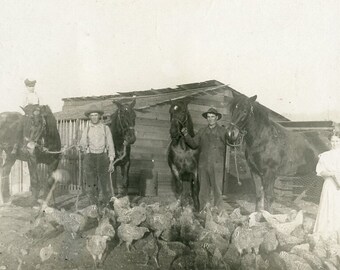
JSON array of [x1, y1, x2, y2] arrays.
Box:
[[105, 126, 115, 161], [181, 127, 201, 149]]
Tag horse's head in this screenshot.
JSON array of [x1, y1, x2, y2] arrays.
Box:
[[226, 95, 257, 145], [169, 99, 191, 140], [112, 99, 136, 145], [21, 104, 46, 149]]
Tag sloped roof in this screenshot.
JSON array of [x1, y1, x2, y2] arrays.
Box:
[[54, 80, 289, 121]]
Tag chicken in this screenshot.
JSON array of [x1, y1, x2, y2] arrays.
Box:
[[43, 206, 64, 225], [117, 223, 149, 252], [117, 204, 147, 226], [134, 233, 160, 268], [101, 207, 116, 226], [262, 210, 304, 235], [261, 210, 289, 224], [61, 210, 87, 239], [86, 234, 110, 268], [176, 206, 203, 243], [279, 251, 313, 270], [146, 210, 174, 238], [205, 206, 231, 239], [76, 204, 100, 219], [110, 196, 131, 218], [95, 217, 115, 239], [229, 207, 248, 224], [231, 224, 264, 255], [291, 248, 324, 270]]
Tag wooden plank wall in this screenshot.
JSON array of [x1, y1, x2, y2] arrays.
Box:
[[129, 89, 233, 196]]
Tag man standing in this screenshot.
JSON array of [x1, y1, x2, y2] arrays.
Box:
[[79, 105, 115, 206], [182, 108, 227, 211]]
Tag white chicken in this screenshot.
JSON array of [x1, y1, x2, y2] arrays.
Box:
[[262, 210, 304, 235], [95, 217, 115, 239], [205, 207, 231, 239], [117, 223, 149, 252], [76, 204, 100, 219], [110, 196, 131, 218], [117, 203, 147, 226], [86, 234, 110, 268]]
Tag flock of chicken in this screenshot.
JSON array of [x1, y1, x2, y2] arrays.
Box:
[[39, 196, 340, 270]]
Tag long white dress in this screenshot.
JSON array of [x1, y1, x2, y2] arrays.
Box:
[[313, 148, 340, 240]]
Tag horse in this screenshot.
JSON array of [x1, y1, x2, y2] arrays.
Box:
[[0, 104, 61, 205], [167, 99, 199, 211], [109, 99, 137, 196], [226, 95, 331, 211]]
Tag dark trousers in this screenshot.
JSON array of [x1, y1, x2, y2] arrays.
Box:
[[198, 162, 224, 211], [84, 153, 111, 205]]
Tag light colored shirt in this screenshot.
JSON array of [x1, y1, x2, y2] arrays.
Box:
[[23, 92, 39, 107], [79, 122, 115, 161]]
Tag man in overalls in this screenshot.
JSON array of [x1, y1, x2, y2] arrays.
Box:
[[79, 105, 115, 206], [182, 108, 227, 211]]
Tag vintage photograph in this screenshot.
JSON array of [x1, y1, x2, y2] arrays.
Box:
[[0, 1, 339, 269]]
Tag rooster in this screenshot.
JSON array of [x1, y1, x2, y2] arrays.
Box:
[[117, 223, 149, 252]]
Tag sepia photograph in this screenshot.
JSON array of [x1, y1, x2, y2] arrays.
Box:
[[0, 1, 339, 269]]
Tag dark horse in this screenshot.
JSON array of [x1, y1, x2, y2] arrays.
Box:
[[167, 99, 199, 211], [0, 104, 61, 205], [226, 95, 330, 211], [109, 100, 137, 196]]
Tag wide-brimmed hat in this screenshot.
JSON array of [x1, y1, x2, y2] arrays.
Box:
[[24, 79, 36, 87], [202, 107, 222, 120], [85, 105, 104, 117]]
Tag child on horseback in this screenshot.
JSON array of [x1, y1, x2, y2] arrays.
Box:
[[11, 79, 40, 155]]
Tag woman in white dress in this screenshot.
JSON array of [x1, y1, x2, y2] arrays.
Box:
[[313, 134, 340, 241]]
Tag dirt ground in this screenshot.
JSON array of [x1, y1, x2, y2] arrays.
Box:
[[0, 192, 318, 270]]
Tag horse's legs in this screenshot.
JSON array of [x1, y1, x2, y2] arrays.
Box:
[[262, 171, 276, 212], [27, 157, 40, 202], [191, 170, 200, 212], [1, 156, 16, 204], [170, 164, 182, 196], [252, 172, 264, 211], [45, 158, 60, 206], [121, 161, 130, 195]]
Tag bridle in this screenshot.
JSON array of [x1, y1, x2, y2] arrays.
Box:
[[171, 110, 188, 138], [117, 109, 135, 135], [226, 104, 253, 147]]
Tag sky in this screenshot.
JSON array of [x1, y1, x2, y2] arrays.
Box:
[[0, 0, 339, 121]]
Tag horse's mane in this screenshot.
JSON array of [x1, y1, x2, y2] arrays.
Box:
[[41, 105, 61, 150]]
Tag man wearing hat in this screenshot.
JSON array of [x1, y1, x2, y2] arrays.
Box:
[[182, 107, 227, 211], [79, 105, 115, 207], [23, 79, 39, 107]]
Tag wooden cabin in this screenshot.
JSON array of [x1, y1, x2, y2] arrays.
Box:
[[54, 80, 290, 197], [6, 79, 334, 202]]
